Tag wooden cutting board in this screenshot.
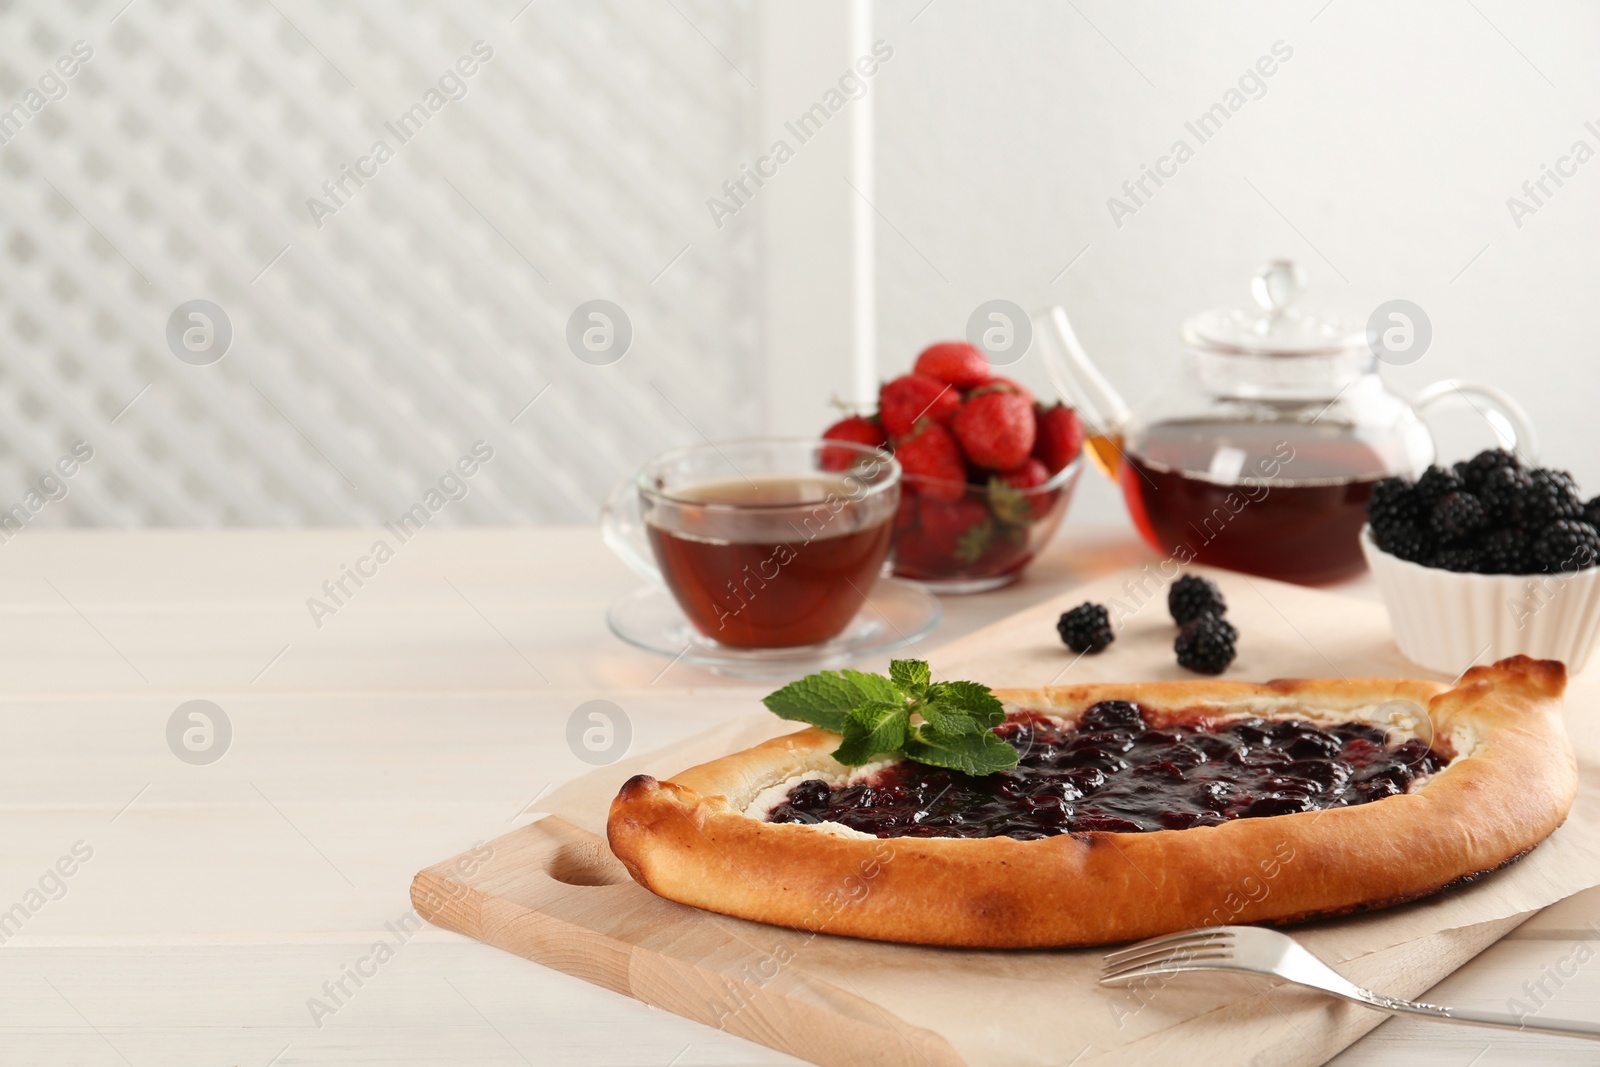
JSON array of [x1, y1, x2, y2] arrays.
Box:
[[414, 566, 1600, 1066]]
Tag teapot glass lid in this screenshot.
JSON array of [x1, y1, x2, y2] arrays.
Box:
[[1182, 260, 1364, 358]]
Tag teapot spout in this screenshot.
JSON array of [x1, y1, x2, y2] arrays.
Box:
[[1035, 305, 1131, 438]]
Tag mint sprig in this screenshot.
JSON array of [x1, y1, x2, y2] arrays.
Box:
[[762, 668, 898, 733], [761, 659, 1019, 776]]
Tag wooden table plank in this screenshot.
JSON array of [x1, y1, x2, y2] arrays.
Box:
[[0, 944, 803, 1066]]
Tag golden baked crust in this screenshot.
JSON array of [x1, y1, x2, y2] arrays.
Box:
[[607, 657, 1576, 948]]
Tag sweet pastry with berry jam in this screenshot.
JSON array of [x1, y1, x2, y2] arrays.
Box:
[[608, 657, 1575, 947]]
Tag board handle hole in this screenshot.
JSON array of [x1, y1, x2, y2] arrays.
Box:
[[546, 840, 629, 887]]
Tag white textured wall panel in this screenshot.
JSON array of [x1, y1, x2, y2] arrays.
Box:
[[0, 0, 762, 526]]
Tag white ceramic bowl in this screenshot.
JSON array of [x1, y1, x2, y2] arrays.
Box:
[[1361, 526, 1600, 675]]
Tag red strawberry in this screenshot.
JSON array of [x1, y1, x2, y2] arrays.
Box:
[[889, 527, 942, 577], [974, 527, 1032, 575], [894, 487, 919, 530], [952, 391, 1036, 471], [919, 496, 991, 557], [1033, 403, 1085, 474], [913, 342, 990, 390], [968, 377, 1035, 404], [879, 373, 959, 438], [1000, 456, 1049, 492], [994, 457, 1054, 522], [893, 418, 966, 501], [820, 415, 887, 471]]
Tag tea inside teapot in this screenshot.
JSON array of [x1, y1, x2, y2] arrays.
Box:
[[1121, 418, 1396, 585]]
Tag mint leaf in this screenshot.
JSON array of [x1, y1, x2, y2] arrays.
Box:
[[763, 660, 1018, 777], [904, 725, 1019, 776], [889, 659, 930, 693], [917, 696, 983, 737], [934, 680, 1006, 729], [763, 669, 900, 733], [832, 701, 911, 765]]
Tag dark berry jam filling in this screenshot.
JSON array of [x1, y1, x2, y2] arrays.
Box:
[[766, 700, 1445, 839]]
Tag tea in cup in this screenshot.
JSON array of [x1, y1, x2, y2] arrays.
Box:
[[601, 439, 900, 648]]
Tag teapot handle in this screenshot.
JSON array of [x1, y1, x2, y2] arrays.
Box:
[[1411, 379, 1539, 464]]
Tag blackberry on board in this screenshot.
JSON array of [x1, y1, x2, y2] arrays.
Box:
[[1531, 520, 1600, 574], [1430, 491, 1488, 545], [1167, 574, 1226, 626], [1586, 495, 1600, 531], [1057, 602, 1114, 654], [1365, 477, 1420, 537], [1174, 614, 1237, 675]]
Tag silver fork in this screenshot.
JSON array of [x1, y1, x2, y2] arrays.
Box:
[[1101, 926, 1600, 1042]]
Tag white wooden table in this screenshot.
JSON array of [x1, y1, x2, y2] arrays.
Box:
[[0, 525, 1594, 1066]]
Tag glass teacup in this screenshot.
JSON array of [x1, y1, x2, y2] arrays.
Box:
[[601, 439, 901, 649]]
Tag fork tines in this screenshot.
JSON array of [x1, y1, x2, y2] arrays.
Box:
[[1100, 927, 1239, 984]]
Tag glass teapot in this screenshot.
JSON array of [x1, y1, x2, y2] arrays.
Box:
[[1038, 261, 1536, 584]]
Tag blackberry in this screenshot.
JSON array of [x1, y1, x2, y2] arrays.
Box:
[[1531, 520, 1600, 574], [1433, 543, 1481, 573], [1518, 469, 1583, 526], [1167, 574, 1226, 626], [1429, 491, 1488, 544], [1414, 465, 1465, 514], [1365, 477, 1420, 538], [1478, 465, 1532, 526], [1077, 700, 1144, 731], [1479, 527, 1533, 575], [1056, 602, 1114, 654], [1374, 520, 1434, 564], [787, 778, 831, 811], [1459, 448, 1520, 491], [1175, 614, 1237, 675], [1586, 495, 1600, 531]]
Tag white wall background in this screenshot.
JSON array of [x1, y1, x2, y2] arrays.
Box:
[[870, 0, 1600, 522], [1, 0, 1596, 528]]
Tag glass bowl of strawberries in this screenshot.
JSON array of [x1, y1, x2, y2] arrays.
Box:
[[822, 342, 1086, 593]]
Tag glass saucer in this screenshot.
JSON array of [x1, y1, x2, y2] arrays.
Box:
[[606, 579, 943, 680]]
